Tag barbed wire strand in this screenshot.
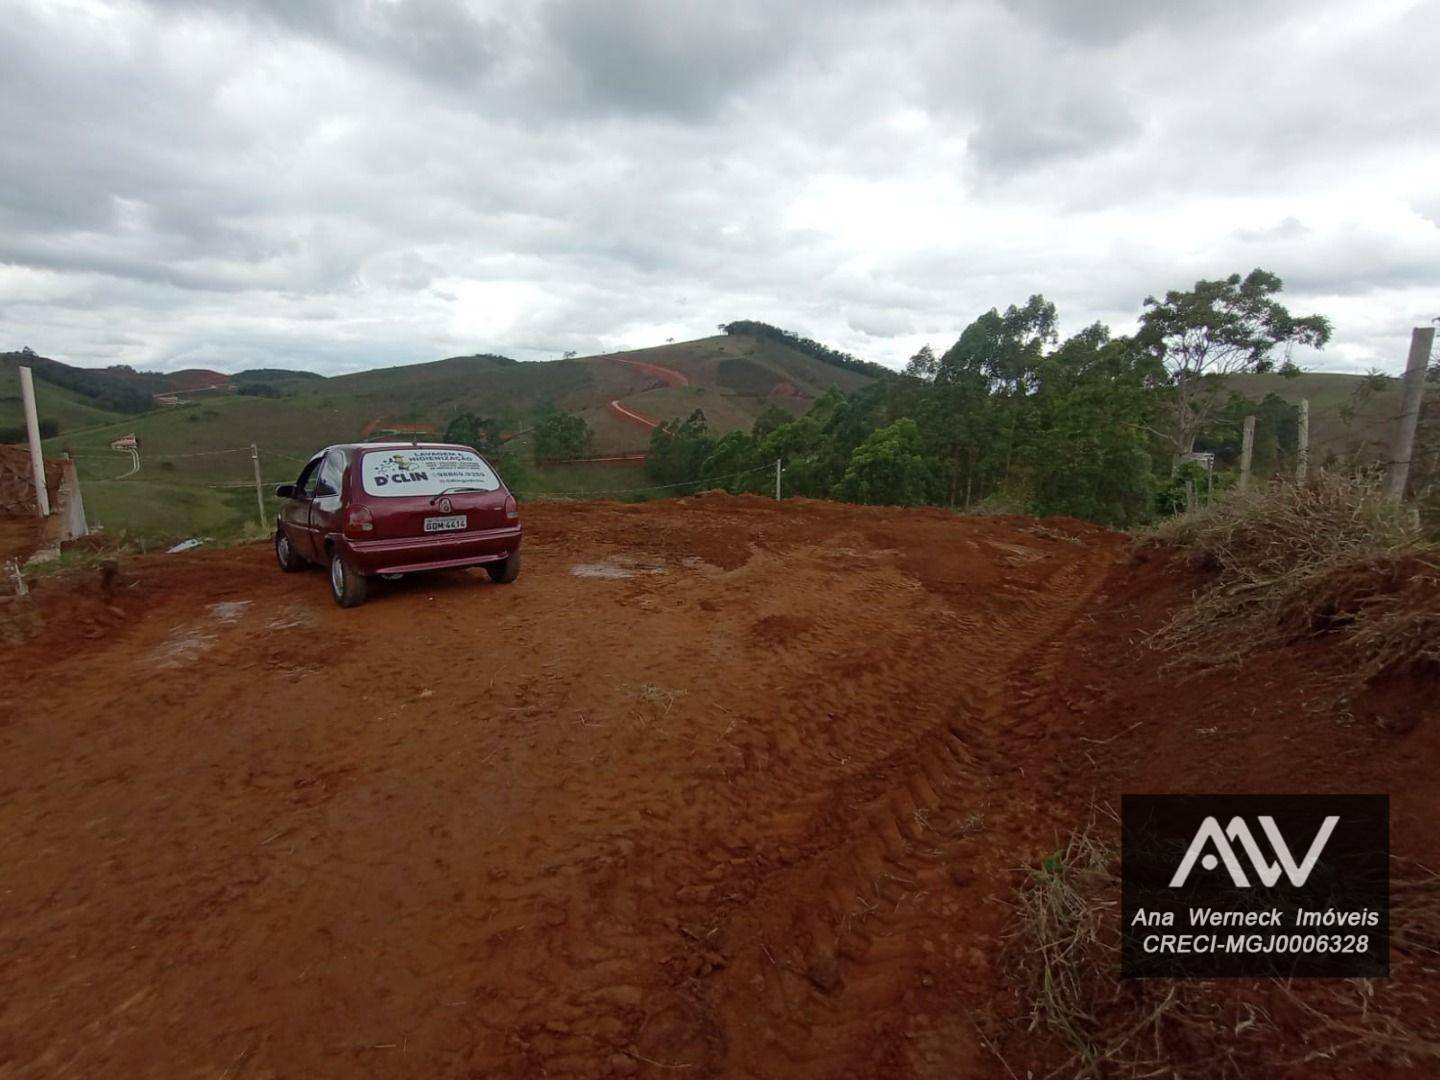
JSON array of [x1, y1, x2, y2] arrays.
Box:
[[155, 446, 254, 458]]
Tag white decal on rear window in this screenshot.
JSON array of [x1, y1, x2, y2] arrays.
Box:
[[361, 448, 500, 497]]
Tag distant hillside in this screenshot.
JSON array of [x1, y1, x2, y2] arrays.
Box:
[[720, 320, 897, 381], [5, 331, 1421, 546], [4, 337, 1409, 476], [570, 334, 877, 453], [0, 363, 126, 436], [1, 350, 156, 415], [1229, 371, 1404, 467], [164, 369, 231, 392], [4, 329, 876, 463], [232, 368, 324, 383]]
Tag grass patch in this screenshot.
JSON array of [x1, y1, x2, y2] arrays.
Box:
[[514, 461, 651, 500], [80, 477, 277, 549]]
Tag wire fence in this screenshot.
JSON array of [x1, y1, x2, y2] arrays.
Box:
[[513, 460, 777, 499], [59, 440, 786, 535]]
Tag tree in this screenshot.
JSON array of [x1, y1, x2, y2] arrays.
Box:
[[753, 414, 836, 496], [935, 295, 1057, 393], [533, 410, 591, 459], [750, 404, 794, 440], [701, 430, 761, 491], [927, 297, 1059, 502], [443, 412, 504, 456], [646, 409, 714, 485], [1135, 269, 1330, 461], [1021, 329, 1161, 527], [832, 418, 936, 506], [904, 344, 938, 381]]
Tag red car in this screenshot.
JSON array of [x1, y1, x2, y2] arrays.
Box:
[[274, 442, 522, 606]]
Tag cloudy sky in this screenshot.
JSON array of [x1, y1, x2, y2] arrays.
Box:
[[2, 0, 1437, 376]]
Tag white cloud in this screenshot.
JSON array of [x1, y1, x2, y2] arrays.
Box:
[[0, 0, 1437, 376]]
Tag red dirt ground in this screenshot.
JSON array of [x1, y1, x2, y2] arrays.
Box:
[[0, 496, 1434, 1078], [0, 517, 42, 565]]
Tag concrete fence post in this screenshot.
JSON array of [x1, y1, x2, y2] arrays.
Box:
[[19, 366, 50, 518], [1296, 398, 1309, 484], [1385, 327, 1435, 502], [1239, 415, 1256, 493], [251, 444, 267, 528]]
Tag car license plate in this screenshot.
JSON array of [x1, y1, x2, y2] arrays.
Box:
[[423, 514, 467, 533]]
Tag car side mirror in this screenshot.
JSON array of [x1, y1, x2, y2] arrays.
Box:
[[274, 483, 295, 499]]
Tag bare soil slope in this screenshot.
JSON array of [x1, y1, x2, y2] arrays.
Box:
[[1, 497, 1434, 1078]]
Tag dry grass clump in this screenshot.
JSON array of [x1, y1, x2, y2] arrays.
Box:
[[1007, 825, 1440, 1078], [1006, 823, 1267, 1078], [1008, 826, 1118, 1062], [1147, 471, 1419, 568], [1145, 473, 1439, 682]]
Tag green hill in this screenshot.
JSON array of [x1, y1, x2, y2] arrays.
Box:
[[1, 330, 881, 543], [0, 367, 125, 436]]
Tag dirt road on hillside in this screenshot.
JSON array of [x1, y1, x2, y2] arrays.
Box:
[[604, 355, 689, 436], [606, 356, 690, 388], [606, 397, 661, 432], [3, 496, 1435, 1078]]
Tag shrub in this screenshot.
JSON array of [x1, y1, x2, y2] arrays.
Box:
[[532, 410, 591, 460], [0, 418, 58, 442], [1146, 473, 1438, 684], [832, 418, 937, 506]]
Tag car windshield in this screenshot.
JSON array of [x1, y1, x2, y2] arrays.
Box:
[[360, 447, 500, 498]]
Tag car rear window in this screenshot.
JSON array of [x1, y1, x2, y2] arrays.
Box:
[[360, 447, 500, 497]]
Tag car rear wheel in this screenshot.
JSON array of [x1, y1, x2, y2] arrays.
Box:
[[276, 528, 304, 572], [329, 549, 368, 607], [486, 550, 521, 584]]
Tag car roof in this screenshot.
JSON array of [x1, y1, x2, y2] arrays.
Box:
[[323, 441, 478, 455]]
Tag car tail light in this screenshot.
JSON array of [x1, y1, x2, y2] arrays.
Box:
[[504, 494, 519, 521], [344, 505, 374, 536]]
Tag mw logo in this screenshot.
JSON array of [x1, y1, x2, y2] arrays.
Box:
[[1169, 815, 1340, 888]]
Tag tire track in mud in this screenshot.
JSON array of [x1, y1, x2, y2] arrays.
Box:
[[680, 547, 1117, 1076], [431, 536, 1116, 1076]]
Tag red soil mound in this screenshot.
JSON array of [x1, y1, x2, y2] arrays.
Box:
[[0, 445, 61, 518]]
